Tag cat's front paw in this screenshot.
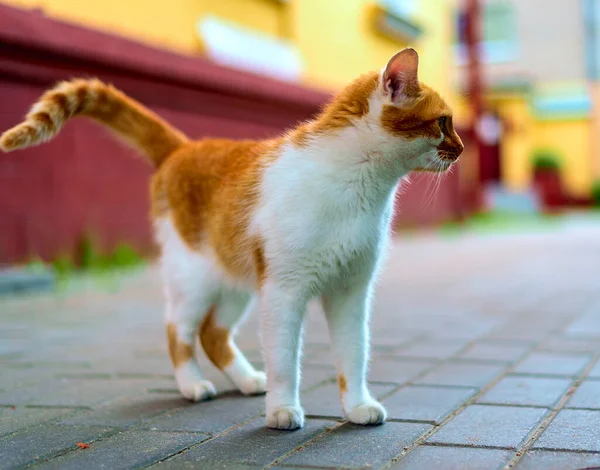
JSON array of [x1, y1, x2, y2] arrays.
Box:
[[266, 405, 305, 430], [237, 371, 267, 396], [178, 379, 217, 402], [347, 400, 387, 425]]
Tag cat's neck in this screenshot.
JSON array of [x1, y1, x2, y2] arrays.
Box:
[[284, 124, 406, 213]]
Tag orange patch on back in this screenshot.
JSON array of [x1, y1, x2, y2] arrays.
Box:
[[289, 72, 379, 147], [151, 138, 280, 281], [199, 306, 235, 370], [166, 323, 194, 368]]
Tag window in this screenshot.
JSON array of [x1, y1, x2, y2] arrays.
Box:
[[583, 0, 600, 79], [455, 0, 519, 65], [371, 0, 423, 42], [378, 0, 418, 19], [196, 16, 303, 82]]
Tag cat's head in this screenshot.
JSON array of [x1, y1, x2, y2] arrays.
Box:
[[373, 48, 464, 173], [313, 48, 463, 175]]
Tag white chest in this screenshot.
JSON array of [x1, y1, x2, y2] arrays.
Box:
[[253, 147, 397, 292]]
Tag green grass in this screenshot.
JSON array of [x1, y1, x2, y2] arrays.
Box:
[[438, 210, 561, 236], [23, 238, 146, 294]]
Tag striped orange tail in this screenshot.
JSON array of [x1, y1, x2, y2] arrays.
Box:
[[0, 79, 188, 167]]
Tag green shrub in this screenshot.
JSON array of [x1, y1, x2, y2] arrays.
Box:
[[110, 243, 144, 268], [592, 180, 600, 207], [77, 234, 104, 270], [52, 255, 75, 278], [531, 149, 561, 172]]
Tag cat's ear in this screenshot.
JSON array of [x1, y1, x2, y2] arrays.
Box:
[[382, 48, 420, 104]]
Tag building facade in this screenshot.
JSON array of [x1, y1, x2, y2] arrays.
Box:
[[455, 0, 600, 199], [2, 0, 458, 102]]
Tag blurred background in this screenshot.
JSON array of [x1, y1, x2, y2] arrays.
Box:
[[0, 0, 599, 291]]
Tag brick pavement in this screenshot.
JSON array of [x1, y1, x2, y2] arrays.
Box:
[[1, 217, 600, 469]]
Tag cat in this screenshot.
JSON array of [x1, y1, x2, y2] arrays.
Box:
[[0, 48, 463, 430]]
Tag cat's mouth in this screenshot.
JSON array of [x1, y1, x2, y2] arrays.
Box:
[[413, 153, 459, 173], [438, 151, 460, 162]]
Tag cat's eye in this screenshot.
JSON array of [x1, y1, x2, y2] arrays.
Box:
[[438, 116, 447, 129]]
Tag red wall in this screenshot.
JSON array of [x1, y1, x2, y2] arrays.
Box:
[[0, 4, 471, 264]]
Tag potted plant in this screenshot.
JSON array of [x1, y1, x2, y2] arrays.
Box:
[[592, 180, 600, 209], [531, 148, 564, 210]]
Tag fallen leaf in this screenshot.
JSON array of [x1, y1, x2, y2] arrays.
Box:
[[76, 442, 90, 449]]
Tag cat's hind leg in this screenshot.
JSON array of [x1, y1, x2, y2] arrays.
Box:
[[165, 276, 219, 402], [159, 217, 221, 402], [199, 288, 266, 396]]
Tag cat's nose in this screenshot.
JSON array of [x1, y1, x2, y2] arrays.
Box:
[[456, 137, 465, 155]]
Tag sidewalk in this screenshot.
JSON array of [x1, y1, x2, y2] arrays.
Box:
[[1, 219, 600, 469]]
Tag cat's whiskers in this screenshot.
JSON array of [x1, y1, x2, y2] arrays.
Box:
[[418, 151, 442, 210], [422, 151, 449, 211]]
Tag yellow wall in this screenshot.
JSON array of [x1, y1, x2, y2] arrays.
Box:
[[494, 97, 536, 193], [492, 95, 593, 197], [2, 0, 283, 54], [591, 83, 600, 179], [1, 0, 456, 102], [291, 0, 456, 103], [535, 119, 592, 197]]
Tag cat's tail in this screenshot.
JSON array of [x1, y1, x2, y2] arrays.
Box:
[[0, 78, 188, 167]]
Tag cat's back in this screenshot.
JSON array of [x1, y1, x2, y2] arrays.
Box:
[[151, 137, 281, 279], [152, 137, 279, 214]]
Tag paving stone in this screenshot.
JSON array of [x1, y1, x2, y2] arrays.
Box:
[[391, 445, 512, 469], [36, 430, 205, 470], [0, 377, 176, 407], [60, 393, 189, 427], [513, 352, 592, 377], [426, 320, 500, 340], [303, 381, 394, 418], [4, 224, 600, 467], [0, 425, 113, 469], [0, 406, 73, 437], [161, 419, 332, 467], [301, 365, 336, 391], [532, 409, 600, 451], [478, 376, 572, 407], [487, 326, 547, 342], [588, 359, 600, 378], [246, 362, 336, 392], [302, 347, 334, 365], [279, 422, 431, 469], [515, 450, 600, 470], [414, 363, 506, 388], [457, 342, 532, 363], [144, 393, 265, 434], [368, 357, 436, 384], [383, 386, 476, 424], [537, 336, 600, 353], [565, 311, 600, 337], [0, 366, 84, 394], [93, 354, 178, 378], [393, 339, 468, 359], [427, 405, 547, 449], [161, 463, 260, 470], [566, 380, 600, 409]]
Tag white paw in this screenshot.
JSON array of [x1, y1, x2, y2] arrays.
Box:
[[347, 400, 387, 425], [237, 371, 267, 396], [178, 379, 217, 402], [266, 405, 305, 430]]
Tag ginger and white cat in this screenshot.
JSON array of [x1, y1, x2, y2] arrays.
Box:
[[0, 48, 463, 430]]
